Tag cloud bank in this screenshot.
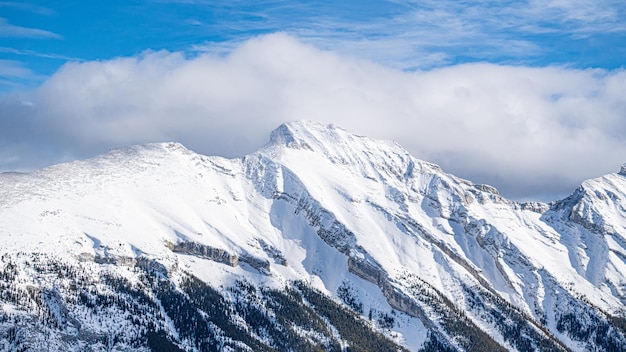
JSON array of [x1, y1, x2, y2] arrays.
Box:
[[1, 33, 625, 201]]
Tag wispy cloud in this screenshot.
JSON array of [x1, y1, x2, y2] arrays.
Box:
[[0, 47, 81, 61], [0, 48, 73, 90], [0, 59, 45, 92], [525, 0, 626, 34], [0, 1, 55, 16], [172, 0, 625, 68], [0, 59, 35, 78], [391, 0, 626, 36], [0, 18, 61, 39]]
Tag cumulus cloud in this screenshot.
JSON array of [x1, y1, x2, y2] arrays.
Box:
[[1, 33, 625, 201]]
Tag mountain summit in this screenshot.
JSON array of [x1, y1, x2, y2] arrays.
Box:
[[1, 121, 625, 351]]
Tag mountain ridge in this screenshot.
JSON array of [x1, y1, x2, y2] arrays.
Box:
[[1, 120, 625, 351]]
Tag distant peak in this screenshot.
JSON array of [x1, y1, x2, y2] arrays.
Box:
[[271, 120, 344, 138], [161, 142, 189, 153], [268, 123, 312, 151], [269, 123, 296, 146], [620, 163, 626, 176], [262, 121, 451, 187], [283, 120, 342, 131], [267, 120, 348, 152]]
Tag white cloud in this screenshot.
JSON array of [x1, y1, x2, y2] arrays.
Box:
[[0, 47, 81, 61], [109, 0, 625, 75], [0, 2, 55, 16], [1, 33, 625, 201], [0, 59, 35, 78], [181, 0, 625, 69], [0, 18, 61, 39]]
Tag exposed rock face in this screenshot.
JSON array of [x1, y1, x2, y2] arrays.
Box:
[[77, 253, 169, 275], [620, 163, 626, 176], [164, 241, 271, 274], [165, 241, 238, 267], [135, 257, 169, 275], [382, 285, 429, 322], [347, 255, 387, 287], [258, 239, 287, 266], [519, 201, 550, 213], [239, 254, 271, 274], [347, 255, 433, 328], [477, 184, 499, 195]]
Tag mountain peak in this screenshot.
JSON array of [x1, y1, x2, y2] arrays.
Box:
[[620, 163, 626, 176], [264, 120, 444, 180], [268, 122, 314, 151], [267, 120, 353, 152], [266, 120, 408, 160]]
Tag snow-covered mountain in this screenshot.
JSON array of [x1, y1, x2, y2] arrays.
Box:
[[1, 120, 625, 351]]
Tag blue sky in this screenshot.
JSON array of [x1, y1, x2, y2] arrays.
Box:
[[2, 0, 625, 89], [1, 1, 626, 201]]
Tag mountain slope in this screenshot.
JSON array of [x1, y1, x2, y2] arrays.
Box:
[[1, 121, 625, 351]]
